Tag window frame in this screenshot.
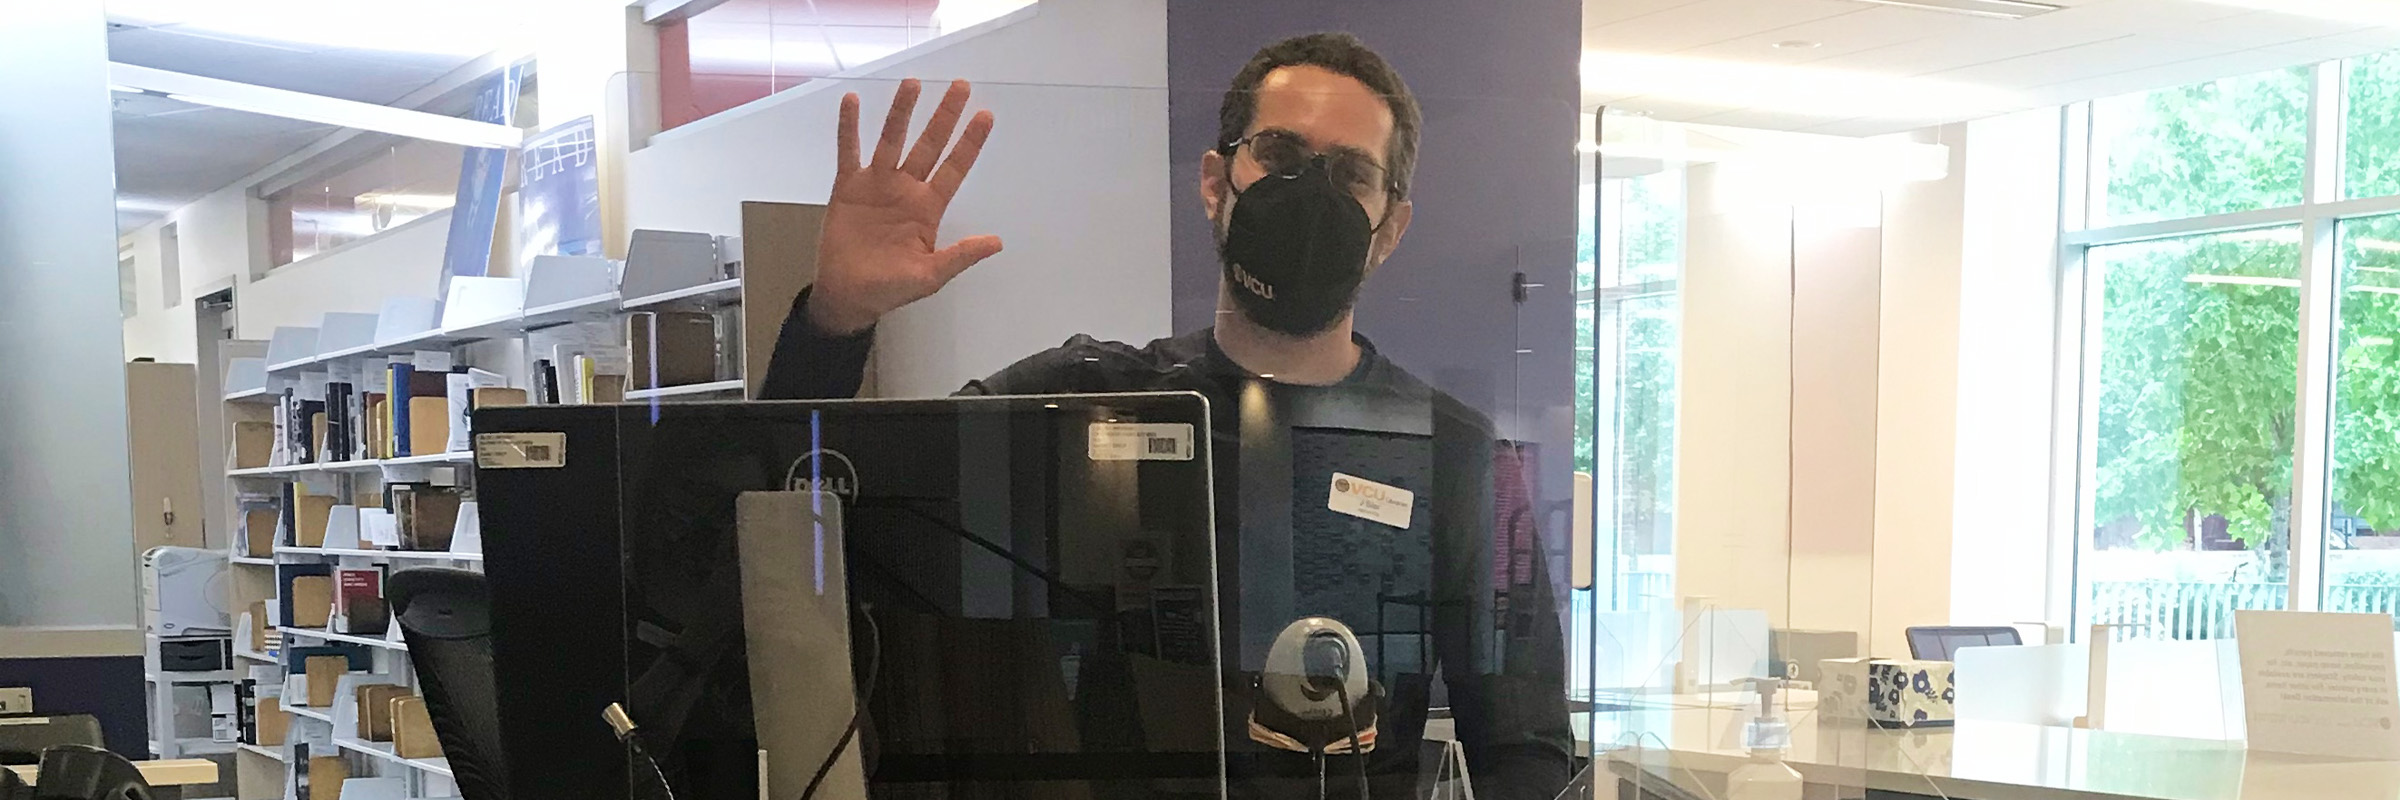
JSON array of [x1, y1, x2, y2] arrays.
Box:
[[2055, 59, 2400, 632]]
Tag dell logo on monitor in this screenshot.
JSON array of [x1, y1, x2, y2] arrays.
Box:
[[782, 448, 861, 503]]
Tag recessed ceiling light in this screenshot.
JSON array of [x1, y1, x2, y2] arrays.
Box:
[[1773, 40, 1821, 50], [1847, 0, 2063, 19]]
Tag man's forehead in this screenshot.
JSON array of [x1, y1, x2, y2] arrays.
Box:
[[1248, 65, 1393, 156]]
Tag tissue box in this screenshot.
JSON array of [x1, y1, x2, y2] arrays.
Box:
[[1819, 658, 1955, 728]]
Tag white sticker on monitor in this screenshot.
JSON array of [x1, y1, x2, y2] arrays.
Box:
[[1088, 422, 1194, 461], [475, 432, 567, 469], [1329, 472, 1414, 529]]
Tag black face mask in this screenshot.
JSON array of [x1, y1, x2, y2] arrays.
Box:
[[1216, 163, 1375, 337]]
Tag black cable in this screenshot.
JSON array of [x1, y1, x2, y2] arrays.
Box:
[[802, 607, 883, 800], [1336, 682, 1366, 800], [1315, 747, 1327, 800]]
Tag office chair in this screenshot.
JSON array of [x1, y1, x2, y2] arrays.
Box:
[[0, 716, 104, 767], [1904, 626, 2024, 661], [388, 568, 507, 800]]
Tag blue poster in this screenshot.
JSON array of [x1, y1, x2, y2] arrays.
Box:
[[517, 116, 602, 272], [436, 65, 523, 311]]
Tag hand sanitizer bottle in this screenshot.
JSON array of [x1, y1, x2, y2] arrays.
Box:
[[1727, 677, 1803, 800]]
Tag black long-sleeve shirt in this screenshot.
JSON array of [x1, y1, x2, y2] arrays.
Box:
[[762, 288, 1575, 800]]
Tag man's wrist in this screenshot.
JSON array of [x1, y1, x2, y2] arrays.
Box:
[[803, 290, 876, 337]]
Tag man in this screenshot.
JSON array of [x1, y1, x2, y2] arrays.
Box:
[[763, 33, 1572, 800]]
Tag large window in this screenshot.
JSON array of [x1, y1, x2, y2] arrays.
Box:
[[1579, 168, 1683, 614], [2069, 53, 2400, 638], [2081, 228, 2300, 638]]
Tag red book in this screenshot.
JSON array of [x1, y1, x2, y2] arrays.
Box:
[[331, 567, 388, 636]]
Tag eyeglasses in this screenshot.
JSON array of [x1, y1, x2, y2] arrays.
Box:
[[1223, 129, 1396, 224]]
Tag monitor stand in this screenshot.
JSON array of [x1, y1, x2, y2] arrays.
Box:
[[738, 490, 865, 800]]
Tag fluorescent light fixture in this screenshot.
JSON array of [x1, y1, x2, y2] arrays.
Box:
[[2352, 286, 2400, 297], [935, 0, 1037, 34], [1582, 51, 2021, 120], [1848, 0, 2062, 18], [2355, 239, 2400, 253], [111, 62, 521, 150], [2185, 274, 2300, 288]]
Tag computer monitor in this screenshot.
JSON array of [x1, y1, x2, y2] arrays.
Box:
[[472, 393, 1221, 800]]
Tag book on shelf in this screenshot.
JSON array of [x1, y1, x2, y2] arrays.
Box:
[[358, 685, 411, 742], [322, 382, 350, 463], [444, 369, 509, 452], [391, 696, 441, 759], [239, 493, 280, 558], [233, 421, 273, 470], [330, 566, 388, 636], [388, 484, 467, 552], [628, 310, 720, 389], [279, 564, 332, 629], [283, 645, 371, 674], [551, 342, 628, 403]]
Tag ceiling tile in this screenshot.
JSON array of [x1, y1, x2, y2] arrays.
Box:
[[2023, 45, 2316, 102], [1811, 22, 2129, 75], [1585, 0, 1865, 54], [2153, 10, 2366, 48], [1584, 0, 1711, 30], [242, 51, 446, 105], [1931, 34, 2226, 86], [106, 26, 285, 74], [1679, 6, 1996, 64]]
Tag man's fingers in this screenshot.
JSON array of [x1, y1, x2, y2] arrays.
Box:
[[870, 78, 922, 169], [929, 110, 996, 200], [836, 92, 861, 174], [900, 80, 972, 181], [933, 235, 1005, 283]]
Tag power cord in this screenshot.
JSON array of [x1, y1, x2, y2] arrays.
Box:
[[604, 704, 679, 800], [801, 606, 882, 800], [1335, 683, 1367, 800]]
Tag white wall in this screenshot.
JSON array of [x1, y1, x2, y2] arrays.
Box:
[[233, 211, 452, 337], [1873, 124, 1969, 657], [121, 184, 256, 361], [1675, 162, 1796, 622], [1673, 121, 2059, 658], [1951, 108, 2064, 629], [623, 0, 1169, 397]]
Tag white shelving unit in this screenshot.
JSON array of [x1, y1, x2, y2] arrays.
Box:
[[201, 234, 764, 800], [624, 378, 746, 400], [279, 626, 409, 652]]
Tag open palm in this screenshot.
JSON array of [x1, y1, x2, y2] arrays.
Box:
[[807, 78, 1003, 335]]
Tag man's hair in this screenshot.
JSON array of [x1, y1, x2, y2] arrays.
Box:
[[1217, 32, 1422, 200]]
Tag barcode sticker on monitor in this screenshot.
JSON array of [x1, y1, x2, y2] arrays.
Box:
[[476, 432, 568, 469], [1088, 423, 1194, 462]]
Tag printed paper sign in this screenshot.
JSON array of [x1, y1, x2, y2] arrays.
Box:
[[2235, 610, 2400, 759], [1328, 472, 1414, 529], [1088, 423, 1194, 461]]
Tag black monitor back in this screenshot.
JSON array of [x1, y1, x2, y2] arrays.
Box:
[[473, 393, 1219, 800]]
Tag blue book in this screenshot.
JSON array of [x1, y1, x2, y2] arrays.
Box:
[[388, 362, 414, 457]]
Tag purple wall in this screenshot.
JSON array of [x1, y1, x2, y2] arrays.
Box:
[[1166, 0, 1584, 558], [0, 656, 147, 759]]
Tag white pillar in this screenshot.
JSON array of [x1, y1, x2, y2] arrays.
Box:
[[0, 0, 139, 631]]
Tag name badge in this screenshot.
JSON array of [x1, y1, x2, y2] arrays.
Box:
[[1328, 472, 1414, 529]]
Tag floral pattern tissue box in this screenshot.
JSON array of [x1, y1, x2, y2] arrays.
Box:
[[1819, 657, 1956, 728]]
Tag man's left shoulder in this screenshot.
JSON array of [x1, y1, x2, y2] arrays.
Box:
[[1374, 360, 1496, 438]]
